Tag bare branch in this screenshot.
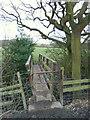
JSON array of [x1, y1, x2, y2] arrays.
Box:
[[81, 32, 90, 36], [78, 13, 90, 32], [75, 2, 88, 22], [81, 35, 90, 46], [21, 23, 65, 45]]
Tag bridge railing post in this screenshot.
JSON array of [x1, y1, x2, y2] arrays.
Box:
[[43, 56, 45, 69], [39, 54, 40, 63], [38, 54, 64, 104], [46, 58, 49, 66]]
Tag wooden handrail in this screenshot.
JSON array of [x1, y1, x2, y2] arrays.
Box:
[[25, 55, 32, 74], [39, 54, 57, 72], [39, 54, 56, 63], [25, 55, 31, 66]]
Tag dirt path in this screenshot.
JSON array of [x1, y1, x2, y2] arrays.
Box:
[[3, 102, 89, 119]]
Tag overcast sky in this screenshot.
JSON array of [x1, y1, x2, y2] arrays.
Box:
[[0, 0, 53, 44], [0, 0, 89, 44]]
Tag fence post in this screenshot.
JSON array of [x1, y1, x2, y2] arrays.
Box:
[[60, 68, 64, 105], [17, 72, 27, 110], [50, 62, 56, 101]]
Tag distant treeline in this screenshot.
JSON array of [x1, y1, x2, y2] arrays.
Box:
[[35, 44, 60, 48], [35, 46, 59, 48]]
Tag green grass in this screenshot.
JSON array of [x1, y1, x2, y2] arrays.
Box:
[[32, 47, 62, 63], [33, 47, 48, 63]]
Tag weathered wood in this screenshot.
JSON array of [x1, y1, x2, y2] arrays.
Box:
[[39, 54, 57, 63], [39, 54, 64, 105], [40, 60, 52, 72], [0, 100, 13, 106], [0, 84, 22, 92], [46, 58, 49, 66], [2, 89, 22, 96], [39, 58, 56, 102], [0, 110, 11, 118], [39, 64, 57, 102], [25, 55, 33, 90], [17, 72, 27, 110], [63, 79, 89, 85], [63, 84, 90, 93], [60, 69, 63, 105], [25, 55, 31, 66], [25, 55, 31, 73]]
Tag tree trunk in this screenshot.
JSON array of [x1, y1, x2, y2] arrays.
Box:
[[71, 31, 81, 98], [71, 32, 81, 79]]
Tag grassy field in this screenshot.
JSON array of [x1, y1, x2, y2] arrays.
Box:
[[32, 47, 61, 63], [33, 47, 49, 63]]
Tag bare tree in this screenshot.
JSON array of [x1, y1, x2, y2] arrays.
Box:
[[0, 0, 90, 81]]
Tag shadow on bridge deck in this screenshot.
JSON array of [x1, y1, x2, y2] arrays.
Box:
[[28, 64, 63, 111]]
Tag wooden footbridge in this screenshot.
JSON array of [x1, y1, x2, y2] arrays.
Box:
[[1, 54, 90, 118], [25, 54, 63, 111], [25, 54, 90, 111]]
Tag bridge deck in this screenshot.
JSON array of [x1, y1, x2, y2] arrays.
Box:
[[28, 64, 62, 111], [33, 64, 52, 102]]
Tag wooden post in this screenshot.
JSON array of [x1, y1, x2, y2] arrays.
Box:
[[40, 54, 42, 67], [43, 56, 45, 69], [60, 69, 63, 105], [25, 55, 31, 75], [17, 72, 27, 110], [39, 54, 41, 64], [46, 59, 49, 66], [50, 62, 56, 101]]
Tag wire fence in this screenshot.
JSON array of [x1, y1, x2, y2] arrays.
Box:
[[0, 71, 89, 118], [0, 72, 32, 118], [29, 71, 89, 106], [63, 78, 89, 105]]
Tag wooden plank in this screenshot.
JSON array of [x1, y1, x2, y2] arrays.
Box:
[[63, 84, 90, 93], [17, 72, 27, 110], [2, 89, 22, 96], [60, 69, 63, 105], [0, 84, 22, 92], [1, 100, 13, 106], [63, 79, 89, 85], [39, 64, 57, 102]]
